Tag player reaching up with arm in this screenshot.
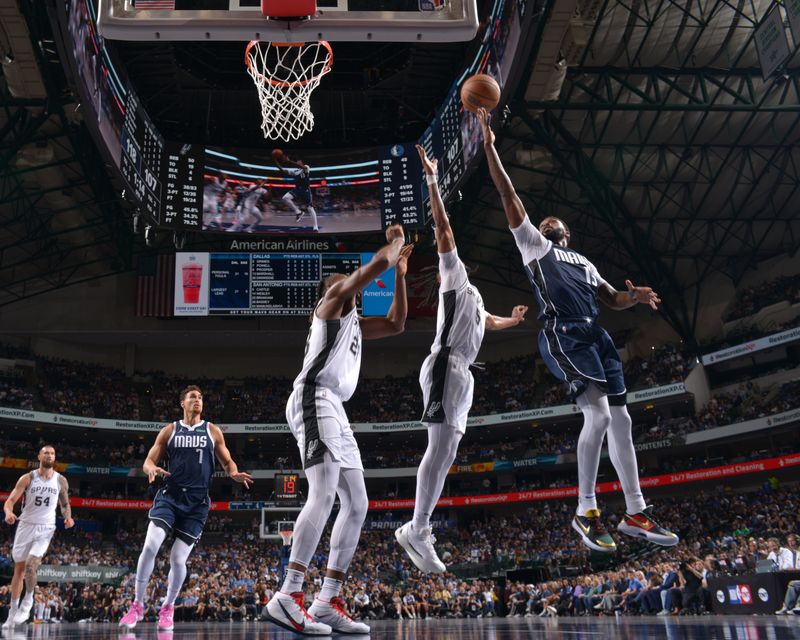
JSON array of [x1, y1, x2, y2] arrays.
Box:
[[275, 153, 319, 232], [394, 145, 527, 575], [477, 107, 676, 553], [266, 225, 412, 635], [3, 446, 73, 628], [120, 386, 252, 631]]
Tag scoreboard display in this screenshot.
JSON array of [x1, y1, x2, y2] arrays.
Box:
[[174, 251, 396, 317], [120, 88, 163, 221], [274, 473, 300, 506]]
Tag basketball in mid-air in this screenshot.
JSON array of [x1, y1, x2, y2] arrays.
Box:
[[460, 74, 501, 113], [271, 148, 285, 162]]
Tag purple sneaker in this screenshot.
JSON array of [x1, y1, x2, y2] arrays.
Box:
[[119, 601, 144, 629]]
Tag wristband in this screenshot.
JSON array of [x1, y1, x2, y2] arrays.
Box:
[[426, 174, 438, 186]]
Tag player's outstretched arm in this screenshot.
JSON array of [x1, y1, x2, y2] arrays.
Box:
[[143, 424, 174, 484], [415, 145, 455, 254], [362, 243, 414, 340], [485, 305, 528, 331], [598, 280, 661, 311], [319, 224, 406, 319], [477, 107, 527, 229], [210, 424, 253, 489], [3, 472, 31, 525], [57, 475, 74, 529]]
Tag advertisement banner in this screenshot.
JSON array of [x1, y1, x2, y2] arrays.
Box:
[[36, 565, 129, 586], [702, 326, 800, 365], [174, 252, 210, 316]]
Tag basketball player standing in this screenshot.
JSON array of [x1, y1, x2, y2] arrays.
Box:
[[478, 108, 678, 552], [265, 224, 412, 635], [3, 445, 74, 628], [119, 385, 252, 631], [395, 145, 528, 573]]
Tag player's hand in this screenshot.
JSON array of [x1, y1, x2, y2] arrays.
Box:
[[511, 305, 528, 323], [385, 224, 404, 244], [477, 107, 495, 147], [64, 518, 75, 529], [415, 145, 438, 176], [230, 471, 253, 489], [146, 466, 171, 484], [4, 512, 16, 525], [396, 244, 414, 278], [625, 280, 661, 310]]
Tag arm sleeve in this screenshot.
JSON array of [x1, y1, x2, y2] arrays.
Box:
[[438, 247, 469, 292], [509, 216, 552, 264]]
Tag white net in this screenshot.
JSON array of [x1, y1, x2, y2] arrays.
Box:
[[245, 40, 333, 142]]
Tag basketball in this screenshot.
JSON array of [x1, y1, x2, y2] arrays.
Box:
[[271, 148, 284, 162], [460, 74, 501, 113]]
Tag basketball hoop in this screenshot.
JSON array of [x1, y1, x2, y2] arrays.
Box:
[[279, 527, 294, 547], [245, 40, 333, 142]]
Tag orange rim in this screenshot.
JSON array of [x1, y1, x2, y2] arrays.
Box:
[[245, 40, 333, 88]]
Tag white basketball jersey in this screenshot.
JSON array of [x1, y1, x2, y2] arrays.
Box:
[[20, 470, 61, 526], [245, 186, 267, 207], [293, 304, 362, 401], [429, 249, 486, 362]]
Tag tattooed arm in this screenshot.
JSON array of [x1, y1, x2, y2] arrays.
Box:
[[58, 475, 74, 529]]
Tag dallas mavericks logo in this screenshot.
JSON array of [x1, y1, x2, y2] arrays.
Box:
[[426, 402, 442, 419], [306, 439, 319, 461]]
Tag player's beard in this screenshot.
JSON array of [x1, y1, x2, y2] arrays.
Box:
[[542, 228, 566, 243], [41, 459, 54, 469]]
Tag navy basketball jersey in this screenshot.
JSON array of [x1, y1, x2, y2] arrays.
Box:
[[512, 218, 605, 321], [287, 166, 311, 190], [165, 420, 216, 490]]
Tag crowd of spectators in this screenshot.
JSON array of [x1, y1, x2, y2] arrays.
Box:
[[723, 273, 800, 322], [1, 482, 798, 623]]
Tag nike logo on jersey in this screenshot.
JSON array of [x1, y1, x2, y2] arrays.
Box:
[[278, 600, 305, 631]]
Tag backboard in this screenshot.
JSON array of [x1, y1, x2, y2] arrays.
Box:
[[97, 0, 479, 42]]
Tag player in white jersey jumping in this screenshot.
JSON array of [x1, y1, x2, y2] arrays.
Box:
[[395, 146, 528, 574], [203, 173, 228, 229], [3, 445, 74, 628], [227, 180, 268, 233], [265, 224, 413, 636]]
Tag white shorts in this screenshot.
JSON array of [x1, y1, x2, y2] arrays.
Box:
[[419, 351, 475, 433], [12, 521, 56, 562], [286, 386, 363, 471]]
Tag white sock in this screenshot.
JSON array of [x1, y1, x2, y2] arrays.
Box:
[[607, 404, 647, 514], [308, 207, 319, 230], [283, 194, 301, 214], [317, 577, 343, 603], [412, 424, 462, 531], [280, 568, 305, 596], [328, 468, 368, 573], [575, 384, 611, 516], [164, 538, 193, 606], [134, 522, 167, 603]]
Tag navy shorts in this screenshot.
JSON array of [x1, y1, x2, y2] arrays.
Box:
[[290, 187, 313, 206], [538, 319, 626, 404], [148, 486, 210, 544]]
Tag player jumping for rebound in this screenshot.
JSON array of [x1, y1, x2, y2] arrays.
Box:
[[478, 108, 678, 553], [119, 386, 252, 631], [3, 445, 74, 628], [395, 146, 528, 573], [275, 153, 319, 232], [265, 225, 413, 635]]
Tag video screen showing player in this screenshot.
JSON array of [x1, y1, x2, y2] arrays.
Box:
[[201, 146, 382, 235]]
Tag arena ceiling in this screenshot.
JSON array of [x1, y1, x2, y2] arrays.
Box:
[[0, 0, 798, 349]]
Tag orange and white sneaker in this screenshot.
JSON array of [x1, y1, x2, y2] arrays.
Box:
[[265, 592, 332, 636], [618, 506, 679, 546], [308, 597, 370, 634]]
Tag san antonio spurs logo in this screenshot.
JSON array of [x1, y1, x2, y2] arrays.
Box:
[[305, 439, 319, 462], [426, 402, 442, 419]]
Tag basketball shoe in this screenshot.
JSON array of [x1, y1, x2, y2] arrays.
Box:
[[308, 597, 369, 634], [158, 604, 175, 631], [395, 522, 446, 573], [265, 591, 332, 636], [119, 601, 145, 629], [617, 506, 679, 546], [13, 593, 33, 625], [572, 509, 617, 553]]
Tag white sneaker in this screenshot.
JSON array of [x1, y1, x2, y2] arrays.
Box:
[[265, 592, 332, 636], [776, 605, 789, 615], [14, 595, 33, 625], [308, 598, 369, 634], [395, 522, 446, 573]]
